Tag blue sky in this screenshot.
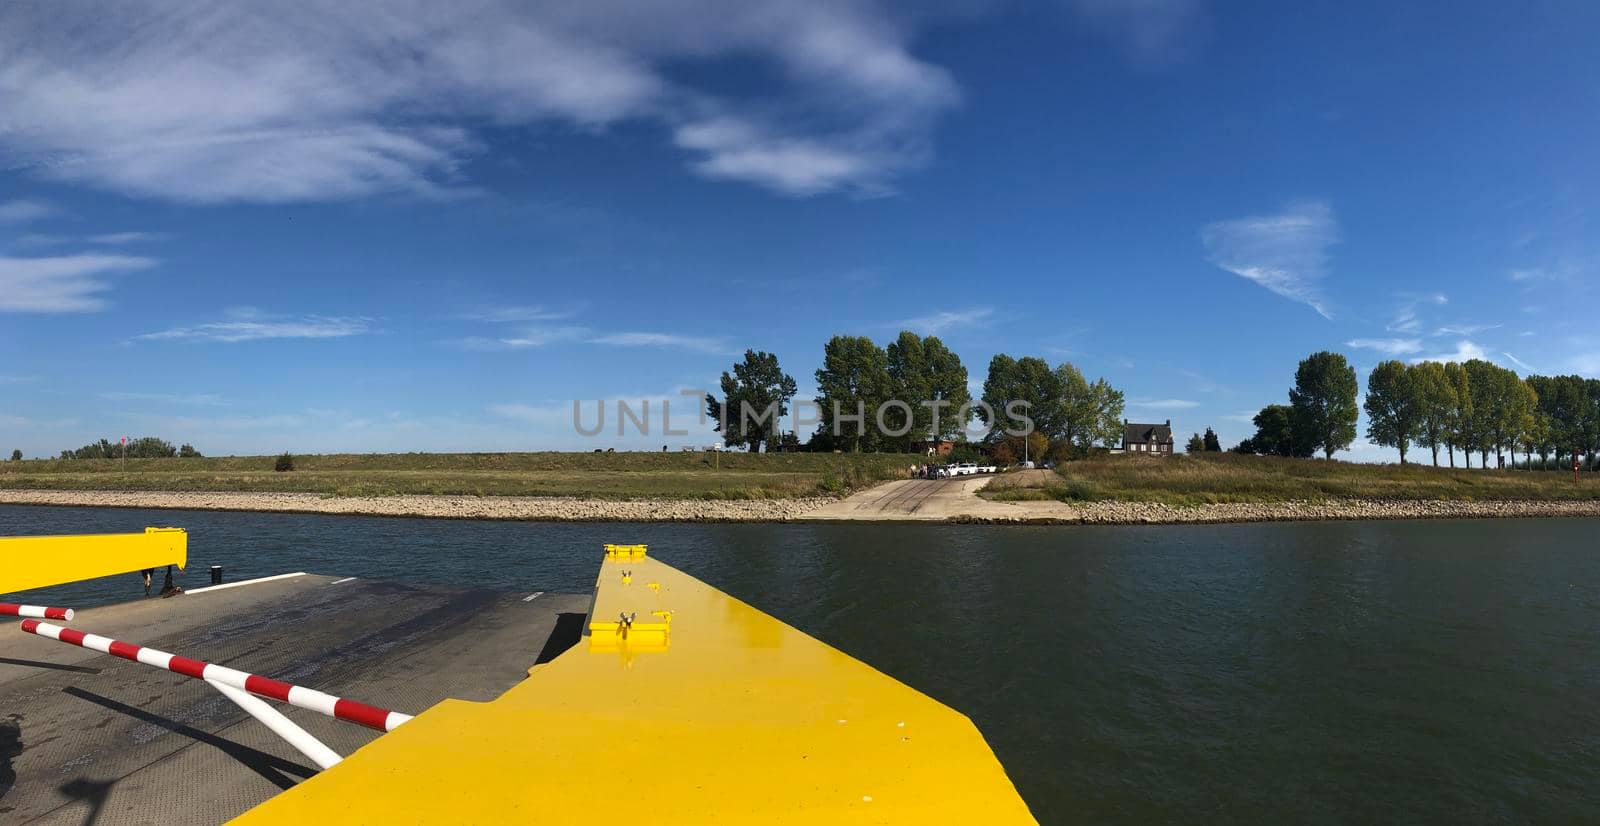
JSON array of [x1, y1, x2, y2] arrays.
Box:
[[1, 1, 1596, 458]]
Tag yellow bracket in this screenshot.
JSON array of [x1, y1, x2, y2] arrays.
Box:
[[603, 543, 648, 561], [0, 527, 188, 595]]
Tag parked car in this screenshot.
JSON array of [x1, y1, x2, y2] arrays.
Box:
[[977, 464, 998, 474], [1018, 460, 1035, 469], [1041, 461, 1056, 470]]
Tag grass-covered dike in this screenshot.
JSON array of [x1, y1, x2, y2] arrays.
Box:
[[0, 451, 924, 500], [986, 452, 1600, 506]]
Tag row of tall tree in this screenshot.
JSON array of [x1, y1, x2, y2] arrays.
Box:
[[978, 355, 1125, 456], [1366, 361, 1600, 468], [706, 334, 1126, 454], [1233, 351, 1600, 469]]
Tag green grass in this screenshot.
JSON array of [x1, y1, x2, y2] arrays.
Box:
[[986, 452, 1600, 506], [0, 451, 924, 500]]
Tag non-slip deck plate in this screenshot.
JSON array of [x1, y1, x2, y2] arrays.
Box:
[[0, 575, 587, 825]]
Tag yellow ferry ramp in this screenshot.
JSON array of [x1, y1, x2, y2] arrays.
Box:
[[0, 527, 187, 594], [236, 547, 1037, 824]]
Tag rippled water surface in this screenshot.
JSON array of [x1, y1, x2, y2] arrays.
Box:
[[5, 505, 1599, 824]]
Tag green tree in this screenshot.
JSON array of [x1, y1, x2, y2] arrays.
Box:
[[178, 443, 202, 458], [1289, 351, 1359, 459], [1052, 363, 1126, 455], [1463, 359, 1507, 468], [1185, 433, 1205, 453], [1364, 360, 1424, 464], [1202, 427, 1221, 452], [814, 336, 892, 452], [1410, 361, 1454, 467], [980, 354, 1060, 442], [1250, 404, 1313, 457], [886, 332, 971, 448], [1230, 438, 1256, 454], [8, 449, 19, 461], [1442, 362, 1472, 467], [706, 349, 798, 453]]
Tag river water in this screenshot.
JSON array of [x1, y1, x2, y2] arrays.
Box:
[[4, 504, 1599, 824]]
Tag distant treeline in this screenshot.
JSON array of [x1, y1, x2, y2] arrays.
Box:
[[58, 437, 202, 460], [705, 331, 1124, 457], [1233, 352, 1600, 469]]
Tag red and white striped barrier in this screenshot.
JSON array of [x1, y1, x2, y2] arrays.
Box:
[[1, 603, 74, 620], [19, 620, 411, 732]]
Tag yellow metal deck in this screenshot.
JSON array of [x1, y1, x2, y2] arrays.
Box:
[[236, 546, 1036, 823]]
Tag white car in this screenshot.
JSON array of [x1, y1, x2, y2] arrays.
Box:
[[978, 465, 998, 474], [954, 462, 978, 476]]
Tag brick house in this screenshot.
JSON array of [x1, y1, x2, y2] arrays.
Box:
[[1121, 419, 1174, 455]]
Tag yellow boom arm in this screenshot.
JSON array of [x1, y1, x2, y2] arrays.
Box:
[[0, 527, 187, 594]]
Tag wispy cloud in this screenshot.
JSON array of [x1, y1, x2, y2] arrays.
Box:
[[1066, 0, 1208, 66], [0, 254, 156, 312], [1346, 337, 1423, 355], [588, 332, 728, 354], [88, 231, 167, 245], [1501, 352, 1535, 372], [455, 326, 726, 354], [101, 391, 228, 406], [1435, 323, 1500, 337], [1221, 411, 1258, 424], [134, 315, 374, 343], [1128, 398, 1200, 410], [1384, 292, 1446, 334], [892, 307, 995, 336], [0, 2, 960, 201], [455, 327, 589, 351], [0, 199, 54, 223], [1409, 340, 1488, 365], [1201, 201, 1338, 319], [460, 305, 583, 324]]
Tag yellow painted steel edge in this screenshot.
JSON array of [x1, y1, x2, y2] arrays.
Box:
[[236, 546, 1037, 824], [0, 527, 187, 595]]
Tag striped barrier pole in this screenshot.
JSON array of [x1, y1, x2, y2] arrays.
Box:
[[1, 603, 74, 620], [19, 620, 412, 732]]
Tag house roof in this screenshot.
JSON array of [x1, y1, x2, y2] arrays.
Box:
[[1123, 421, 1173, 444]]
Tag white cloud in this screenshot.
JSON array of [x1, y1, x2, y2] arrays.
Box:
[[454, 327, 590, 350], [134, 315, 373, 343], [1501, 352, 1535, 372], [1571, 353, 1600, 377], [1346, 338, 1423, 355], [1435, 323, 1500, 336], [101, 391, 228, 406], [1221, 411, 1257, 423], [460, 305, 583, 323], [1387, 310, 1422, 334], [455, 326, 725, 353], [0, 199, 55, 223], [1409, 340, 1488, 365], [0, 253, 156, 312], [588, 332, 728, 354], [892, 307, 995, 335], [0, 1, 959, 201], [1201, 201, 1338, 319], [1066, 0, 1207, 65], [88, 231, 166, 244], [1128, 398, 1199, 410]]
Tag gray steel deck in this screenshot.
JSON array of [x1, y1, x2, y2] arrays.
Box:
[[0, 574, 587, 825]]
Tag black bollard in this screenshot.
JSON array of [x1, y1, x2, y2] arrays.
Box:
[[209, 566, 223, 586]]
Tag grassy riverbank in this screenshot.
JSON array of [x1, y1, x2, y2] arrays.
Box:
[[0, 451, 922, 500], [987, 453, 1600, 506]]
